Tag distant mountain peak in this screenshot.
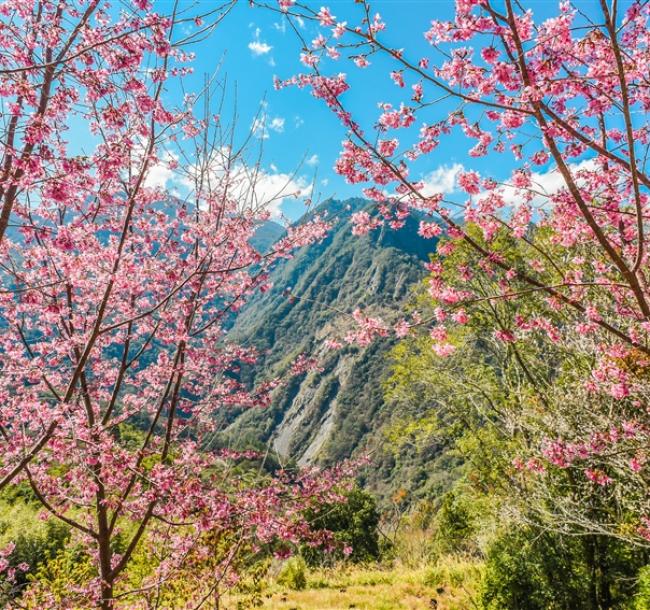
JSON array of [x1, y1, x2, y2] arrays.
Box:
[[250, 219, 286, 253]]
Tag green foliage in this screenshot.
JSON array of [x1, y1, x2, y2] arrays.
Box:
[[232, 558, 272, 609], [22, 545, 95, 609], [481, 527, 585, 610], [116, 526, 275, 608], [432, 489, 480, 557], [0, 481, 37, 505], [384, 487, 486, 569], [633, 565, 650, 610], [384, 224, 650, 610], [302, 488, 381, 566], [0, 499, 71, 600], [277, 557, 307, 590], [480, 527, 647, 610], [10, 520, 70, 585]]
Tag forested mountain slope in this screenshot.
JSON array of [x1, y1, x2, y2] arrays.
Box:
[[223, 199, 440, 496]]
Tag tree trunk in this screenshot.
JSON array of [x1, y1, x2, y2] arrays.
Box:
[[584, 536, 599, 610]]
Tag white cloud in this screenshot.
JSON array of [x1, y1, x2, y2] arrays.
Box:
[[178, 148, 311, 219], [248, 40, 272, 56], [306, 154, 319, 166], [416, 160, 597, 210], [294, 115, 304, 128], [145, 158, 175, 189], [248, 28, 272, 56], [420, 163, 464, 196], [251, 170, 312, 218], [269, 117, 285, 133], [132, 144, 178, 190], [251, 115, 285, 139], [500, 158, 597, 209], [251, 117, 268, 139]]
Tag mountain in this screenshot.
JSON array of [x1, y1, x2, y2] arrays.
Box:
[[222, 198, 442, 497], [250, 219, 286, 253]]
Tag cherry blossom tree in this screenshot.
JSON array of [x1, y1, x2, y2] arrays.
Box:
[[0, 0, 238, 248], [262, 0, 650, 538], [387, 226, 650, 546], [0, 1, 344, 606], [0, 0, 236, 488]]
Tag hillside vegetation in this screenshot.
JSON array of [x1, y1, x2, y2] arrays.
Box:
[[224, 200, 436, 486]]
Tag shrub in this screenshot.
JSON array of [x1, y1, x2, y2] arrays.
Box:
[[0, 500, 70, 602], [633, 565, 650, 610], [21, 545, 95, 609], [433, 490, 479, 557], [480, 527, 645, 610], [302, 488, 381, 565], [277, 557, 307, 591]]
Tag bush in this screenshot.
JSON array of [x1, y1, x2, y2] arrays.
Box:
[[276, 557, 307, 591], [302, 488, 381, 565], [480, 528, 574, 610], [9, 520, 70, 586], [0, 499, 70, 602], [633, 565, 650, 610], [20, 545, 95, 609], [480, 527, 646, 610], [433, 490, 479, 557]]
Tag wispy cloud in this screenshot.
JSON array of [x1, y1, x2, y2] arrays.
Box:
[[177, 148, 312, 219], [251, 117, 268, 139], [305, 154, 319, 166], [499, 159, 596, 209], [145, 155, 176, 190], [251, 115, 285, 139], [252, 169, 312, 218], [269, 117, 285, 133], [248, 27, 272, 56]]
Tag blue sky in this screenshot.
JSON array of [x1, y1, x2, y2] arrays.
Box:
[[155, 0, 607, 222], [156, 0, 456, 221]]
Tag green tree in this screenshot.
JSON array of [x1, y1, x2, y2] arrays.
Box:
[[302, 488, 381, 565]]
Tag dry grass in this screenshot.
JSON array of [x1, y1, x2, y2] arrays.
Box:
[[227, 559, 482, 610]]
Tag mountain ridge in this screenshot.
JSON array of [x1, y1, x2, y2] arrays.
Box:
[[223, 198, 438, 491]]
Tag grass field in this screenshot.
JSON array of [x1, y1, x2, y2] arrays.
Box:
[[232, 560, 482, 610]]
